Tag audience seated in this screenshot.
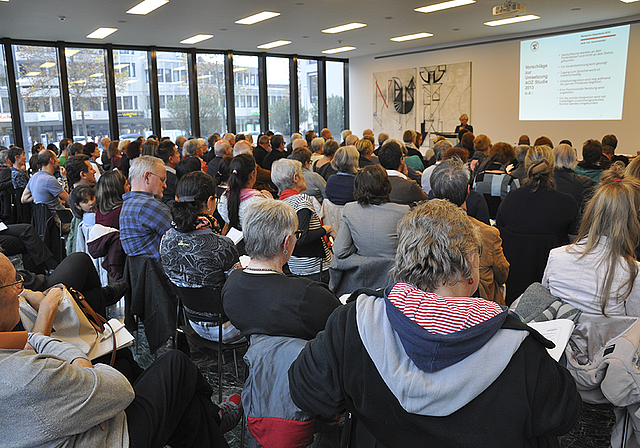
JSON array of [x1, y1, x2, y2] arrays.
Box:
[[217, 153, 271, 232], [0, 252, 241, 447], [65, 154, 97, 191], [289, 199, 581, 447], [120, 156, 171, 260], [232, 140, 274, 194], [602, 133, 628, 166], [421, 139, 452, 195], [497, 145, 579, 304], [207, 140, 232, 185], [355, 138, 376, 168], [292, 147, 325, 206], [543, 167, 640, 316], [325, 145, 359, 206], [508, 144, 530, 185], [155, 140, 180, 204], [469, 134, 491, 178], [552, 144, 595, 213], [378, 139, 427, 205], [330, 165, 409, 294], [575, 139, 606, 184], [473, 142, 520, 219], [22, 150, 68, 211], [161, 171, 242, 342], [313, 139, 339, 181], [261, 135, 287, 171], [272, 159, 335, 283], [432, 159, 509, 305]]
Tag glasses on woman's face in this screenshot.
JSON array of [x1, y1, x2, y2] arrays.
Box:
[[0, 273, 24, 290]]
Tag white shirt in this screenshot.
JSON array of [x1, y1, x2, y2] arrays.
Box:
[[542, 237, 640, 316], [386, 169, 407, 180]]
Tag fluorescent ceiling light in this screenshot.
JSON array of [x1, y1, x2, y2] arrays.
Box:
[[415, 0, 475, 13], [233, 67, 247, 72], [322, 46, 356, 54], [113, 63, 128, 70], [322, 22, 366, 34], [257, 40, 291, 49], [180, 34, 213, 44], [484, 14, 539, 26], [620, 0, 640, 3], [235, 11, 280, 25], [126, 0, 168, 15], [86, 27, 118, 39], [65, 49, 80, 57], [198, 74, 212, 79], [25, 71, 40, 76], [89, 73, 104, 78], [70, 79, 86, 84], [0, 1, 9, 3], [39, 62, 56, 69], [391, 32, 433, 42]]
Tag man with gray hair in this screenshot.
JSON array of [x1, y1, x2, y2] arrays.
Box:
[[207, 139, 232, 184], [553, 144, 594, 211], [345, 134, 359, 146], [254, 135, 271, 168], [310, 137, 325, 164], [431, 158, 509, 305], [341, 130, 352, 146], [175, 135, 186, 154], [376, 132, 389, 154], [183, 138, 207, 172], [120, 156, 171, 259], [421, 139, 453, 194], [286, 133, 303, 155]]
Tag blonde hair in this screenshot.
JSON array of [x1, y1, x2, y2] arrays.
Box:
[[524, 145, 555, 192], [572, 171, 640, 315]]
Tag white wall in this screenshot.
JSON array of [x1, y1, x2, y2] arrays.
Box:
[[349, 23, 640, 156]]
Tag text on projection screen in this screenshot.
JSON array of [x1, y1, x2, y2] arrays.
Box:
[[519, 24, 630, 121]]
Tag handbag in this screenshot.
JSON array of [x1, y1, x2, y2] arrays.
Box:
[[19, 285, 116, 366]]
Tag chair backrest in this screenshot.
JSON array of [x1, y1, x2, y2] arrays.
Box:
[[174, 285, 224, 323], [498, 226, 562, 306], [322, 198, 345, 234]]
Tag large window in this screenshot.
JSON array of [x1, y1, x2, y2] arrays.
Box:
[[197, 53, 226, 137], [266, 57, 290, 137], [233, 55, 259, 133], [12, 45, 65, 154], [66, 48, 109, 145], [298, 59, 318, 135], [0, 46, 14, 147], [115, 50, 152, 139], [158, 51, 191, 137], [326, 61, 345, 140]]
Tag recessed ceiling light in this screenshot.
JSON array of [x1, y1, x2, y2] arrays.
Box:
[[70, 79, 86, 84], [198, 74, 212, 79], [322, 22, 366, 34], [113, 63, 128, 70], [390, 32, 433, 42], [65, 49, 80, 57], [180, 34, 213, 44], [257, 40, 292, 49], [322, 46, 356, 54], [484, 14, 539, 26], [126, 0, 168, 15], [86, 27, 118, 39], [25, 71, 40, 76], [39, 62, 56, 69], [0, 1, 9, 3], [415, 0, 475, 14], [235, 11, 280, 25], [620, 0, 640, 3], [89, 73, 104, 78]]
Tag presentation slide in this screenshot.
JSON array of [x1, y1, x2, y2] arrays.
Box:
[[519, 24, 630, 121]]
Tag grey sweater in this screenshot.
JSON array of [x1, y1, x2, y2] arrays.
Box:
[[0, 332, 134, 447]]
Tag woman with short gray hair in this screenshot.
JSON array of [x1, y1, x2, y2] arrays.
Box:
[[325, 146, 359, 206], [222, 199, 341, 339], [272, 159, 336, 283]]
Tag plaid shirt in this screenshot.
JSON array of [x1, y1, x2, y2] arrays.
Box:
[[120, 190, 171, 259]]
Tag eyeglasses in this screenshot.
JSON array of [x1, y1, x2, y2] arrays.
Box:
[[294, 229, 303, 239], [148, 172, 167, 183], [0, 273, 24, 290]]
